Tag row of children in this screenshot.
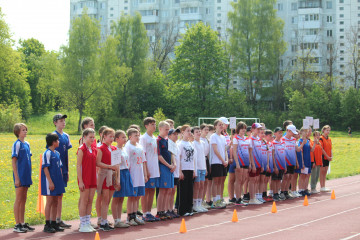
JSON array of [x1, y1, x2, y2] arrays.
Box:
[[11, 115, 333, 234]]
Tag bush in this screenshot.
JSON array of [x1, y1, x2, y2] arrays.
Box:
[[0, 103, 23, 132]]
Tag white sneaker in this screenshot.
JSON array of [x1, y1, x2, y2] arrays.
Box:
[[199, 206, 208, 212], [311, 189, 319, 194], [87, 224, 96, 232], [79, 224, 93, 233], [114, 221, 130, 228], [249, 199, 262, 205], [320, 187, 331, 192]]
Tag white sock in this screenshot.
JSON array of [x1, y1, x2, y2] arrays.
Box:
[[80, 216, 86, 227], [101, 219, 107, 225], [198, 199, 202, 207], [216, 195, 220, 201], [193, 199, 197, 206]]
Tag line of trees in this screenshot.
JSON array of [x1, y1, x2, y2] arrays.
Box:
[[1, 2, 360, 132]]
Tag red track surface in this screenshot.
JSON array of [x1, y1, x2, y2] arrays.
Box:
[[1, 175, 360, 240]]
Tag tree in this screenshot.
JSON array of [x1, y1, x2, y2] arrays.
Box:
[[228, 0, 286, 104], [61, 9, 101, 132], [168, 22, 227, 123], [0, 8, 31, 118], [345, 26, 360, 89]]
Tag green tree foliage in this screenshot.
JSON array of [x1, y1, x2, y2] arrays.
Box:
[[61, 9, 101, 132], [168, 22, 228, 123], [0, 8, 31, 118]]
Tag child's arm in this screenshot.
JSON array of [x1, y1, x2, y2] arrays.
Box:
[[44, 167, 55, 191], [158, 155, 173, 170], [76, 149, 84, 191], [295, 149, 299, 169], [233, 144, 240, 169], [266, 151, 270, 172], [248, 148, 255, 172], [212, 144, 226, 166], [12, 157, 20, 187], [272, 148, 278, 174], [143, 162, 150, 179], [143, 161, 148, 183]]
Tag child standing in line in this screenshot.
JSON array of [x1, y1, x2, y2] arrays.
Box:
[[264, 130, 274, 200], [96, 128, 118, 231], [259, 129, 271, 201], [219, 117, 230, 206], [111, 130, 132, 228], [319, 125, 332, 192], [272, 127, 286, 202], [79, 117, 96, 147], [310, 131, 323, 193], [205, 124, 214, 207], [139, 117, 159, 222], [168, 128, 181, 217], [42, 133, 66, 233], [77, 128, 97, 233], [199, 124, 211, 209], [52, 114, 72, 229], [12, 123, 34, 233], [126, 128, 148, 226], [193, 126, 208, 213], [292, 130, 303, 198], [156, 121, 176, 219], [243, 126, 253, 202]]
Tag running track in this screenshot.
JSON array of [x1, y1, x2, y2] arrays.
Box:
[[1, 175, 360, 240]]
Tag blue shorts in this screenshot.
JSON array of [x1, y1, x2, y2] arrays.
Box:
[[229, 161, 236, 173], [158, 164, 174, 189], [195, 170, 206, 182], [133, 186, 145, 197], [113, 169, 134, 198], [63, 173, 68, 188], [145, 177, 159, 189]]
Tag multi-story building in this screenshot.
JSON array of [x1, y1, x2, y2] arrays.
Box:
[[70, 0, 360, 88]]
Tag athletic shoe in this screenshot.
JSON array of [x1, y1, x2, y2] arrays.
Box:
[[79, 224, 93, 233], [229, 197, 236, 204], [279, 192, 286, 201], [214, 200, 226, 209], [201, 206, 209, 212], [58, 221, 71, 229], [311, 189, 319, 194], [183, 212, 191, 217], [128, 219, 138, 226], [221, 199, 228, 206], [152, 214, 161, 221], [248, 199, 262, 205], [13, 224, 27, 233], [155, 212, 166, 221], [171, 210, 180, 218], [320, 187, 331, 192], [257, 198, 266, 203], [288, 191, 296, 198], [43, 224, 55, 233], [295, 191, 302, 197], [273, 194, 280, 202], [22, 223, 35, 231], [235, 198, 248, 206], [137, 211, 143, 216], [304, 189, 311, 196], [134, 217, 145, 225], [87, 224, 97, 232], [114, 221, 130, 228], [142, 213, 155, 222], [202, 201, 211, 209], [243, 193, 250, 201], [51, 222, 65, 232], [164, 212, 173, 220], [100, 223, 114, 231], [285, 192, 294, 200]]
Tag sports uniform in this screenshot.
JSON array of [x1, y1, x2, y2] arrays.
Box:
[[210, 133, 227, 177], [157, 136, 174, 189], [200, 137, 211, 180], [299, 138, 312, 174], [53, 130, 72, 187], [12, 140, 33, 188], [267, 141, 274, 175], [97, 143, 116, 192], [249, 136, 262, 177], [41, 149, 65, 196], [272, 139, 286, 180], [260, 140, 268, 175], [282, 136, 297, 174], [113, 147, 135, 198], [194, 140, 206, 182], [140, 133, 160, 188], [231, 135, 251, 173], [77, 143, 97, 189], [125, 143, 146, 196]]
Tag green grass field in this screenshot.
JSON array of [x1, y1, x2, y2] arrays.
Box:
[[0, 131, 359, 229]]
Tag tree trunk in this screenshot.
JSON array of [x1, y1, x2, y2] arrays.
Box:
[[78, 108, 83, 133]]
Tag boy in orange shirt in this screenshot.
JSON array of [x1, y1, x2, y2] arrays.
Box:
[[319, 125, 332, 192], [310, 131, 323, 194]]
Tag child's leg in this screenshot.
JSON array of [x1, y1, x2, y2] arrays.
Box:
[[320, 166, 328, 188], [87, 188, 96, 223], [45, 196, 53, 222], [118, 197, 124, 220], [292, 173, 298, 192], [111, 197, 119, 220], [259, 175, 265, 196], [170, 186, 176, 210], [281, 174, 288, 191], [228, 173, 235, 200], [141, 194, 147, 215], [164, 188, 171, 211], [96, 194, 102, 220], [211, 177, 220, 201], [198, 181, 205, 205], [147, 188, 155, 214], [79, 189, 90, 220], [56, 195, 63, 222], [14, 187, 26, 224], [234, 169, 242, 199], [244, 174, 249, 195], [205, 179, 212, 202], [193, 181, 199, 207], [51, 197, 59, 222], [220, 176, 226, 199], [101, 189, 110, 221], [305, 174, 311, 190], [249, 176, 255, 199], [157, 188, 166, 212], [203, 180, 208, 200], [127, 197, 133, 219]]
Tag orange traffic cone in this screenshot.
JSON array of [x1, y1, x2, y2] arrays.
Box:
[[331, 190, 336, 200], [232, 209, 238, 222], [94, 232, 100, 240], [179, 218, 187, 233], [303, 195, 309, 206], [271, 201, 277, 213]]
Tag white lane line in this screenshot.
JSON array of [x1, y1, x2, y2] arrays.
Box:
[[340, 233, 360, 240], [135, 191, 360, 240], [239, 207, 360, 240]]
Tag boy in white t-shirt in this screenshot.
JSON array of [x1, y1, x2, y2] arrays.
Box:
[[139, 117, 159, 222], [168, 128, 180, 218], [210, 120, 228, 209], [192, 127, 208, 213]]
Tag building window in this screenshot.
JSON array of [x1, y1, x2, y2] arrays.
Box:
[[326, 1, 332, 9], [175, 0, 180, 3], [291, 45, 297, 52], [217, 0, 221, 3], [292, 17, 297, 24], [206, 8, 210, 14], [110, 14, 113, 17], [327, 30, 333, 37], [340, 43, 345, 46], [327, 44, 333, 51], [340, 28, 344, 32], [305, 14, 319, 21], [339, 14, 344, 18], [181, 7, 198, 14], [217, 6, 221, 10], [217, 13, 221, 17], [233, 81, 237, 84], [327, 16, 333, 22], [340, 57, 344, 61], [291, 3, 297, 10], [340, 35, 344, 39], [340, 21, 344, 24], [124, 7, 128, 10], [339, 0, 344, 3], [340, 50, 344, 54], [278, 3, 283, 11], [340, 72, 344, 76], [217, 19, 221, 23], [339, 7, 344, 10], [110, 7, 113, 10]]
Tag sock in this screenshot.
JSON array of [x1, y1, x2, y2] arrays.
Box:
[[45, 220, 50, 226], [216, 195, 220, 201], [213, 197, 216, 202], [269, 190, 273, 196], [80, 216, 86, 227], [198, 199, 202, 207], [101, 219, 107, 225], [193, 199, 197, 206], [87, 215, 91, 225], [56, 217, 61, 223]]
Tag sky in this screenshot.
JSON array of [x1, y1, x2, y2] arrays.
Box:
[[0, 0, 70, 51]]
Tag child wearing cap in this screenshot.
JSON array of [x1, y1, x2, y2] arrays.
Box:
[[52, 114, 72, 229]]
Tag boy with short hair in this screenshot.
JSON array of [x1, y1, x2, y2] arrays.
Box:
[[42, 133, 66, 233], [168, 128, 181, 218], [272, 127, 286, 201], [139, 117, 159, 222], [52, 114, 72, 228], [165, 119, 175, 129], [156, 121, 176, 220], [12, 123, 34, 233]]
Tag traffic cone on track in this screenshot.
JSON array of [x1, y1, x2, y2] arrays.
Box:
[[232, 209, 238, 222], [179, 218, 187, 233], [271, 201, 277, 213], [95, 231, 100, 240], [331, 190, 336, 200], [303, 195, 309, 206]]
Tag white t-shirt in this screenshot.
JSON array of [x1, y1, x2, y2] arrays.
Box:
[[139, 132, 160, 178], [200, 137, 210, 157], [115, 146, 130, 170], [178, 140, 196, 171], [210, 133, 226, 165], [125, 143, 146, 187], [173, 141, 181, 178], [194, 140, 206, 170]]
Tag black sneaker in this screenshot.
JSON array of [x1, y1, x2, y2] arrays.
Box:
[[137, 211, 143, 216], [13, 224, 27, 233], [229, 197, 236, 204], [235, 198, 247, 206], [304, 189, 311, 196], [100, 223, 114, 232], [43, 224, 56, 233], [165, 211, 173, 220], [22, 223, 35, 231], [273, 194, 280, 202], [279, 192, 286, 201], [58, 221, 71, 229], [243, 193, 250, 201], [171, 210, 180, 218], [51, 222, 65, 232], [284, 192, 293, 200]]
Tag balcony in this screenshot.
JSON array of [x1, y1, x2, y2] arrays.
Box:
[[298, 0, 322, 9], [298, 7, 322, 15], [74, 6, 98, 16], [142, 15, 160, 23]]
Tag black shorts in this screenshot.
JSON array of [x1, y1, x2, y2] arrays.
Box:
[[205, 157, 212, 180], [260, 171, 266, 175], [174, 177, 179, 186], [241, 165, 249, 169], [265, 171, 272, 177], [211, 164, 226, 178], [322, 156, 330, 167], [286, 165, 295, 174], [224, 165, 229, 176], [272, 170, 284, 180]]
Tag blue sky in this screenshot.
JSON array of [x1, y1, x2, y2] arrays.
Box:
[[0, 0, 70, 51]]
